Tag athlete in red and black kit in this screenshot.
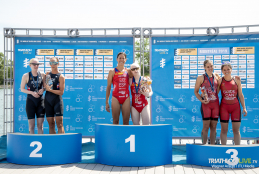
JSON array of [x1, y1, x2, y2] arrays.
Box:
[[106, 52, 133, 125], [129, 63, 152, 125], [218, 62, 247, 145], [194, 60, 220, 144]]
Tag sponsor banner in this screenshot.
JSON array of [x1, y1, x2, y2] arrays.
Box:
[[14, 37, 134, 136], [151, 34, 259, 138]]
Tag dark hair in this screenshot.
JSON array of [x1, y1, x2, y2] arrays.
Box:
[[117, 52, 127, 59], [221, 62, 232, 70], [50, 57, 59, 62], [203, 60, 213, 67]]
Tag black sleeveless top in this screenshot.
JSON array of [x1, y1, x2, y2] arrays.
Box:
[[27, 71, 43, 100], [45, 72, 62, 102]]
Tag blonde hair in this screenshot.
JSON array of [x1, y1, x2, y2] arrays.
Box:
[[29, 58, 39, 64], [130, 62, 140, 69], [50, 57, 59, 62]]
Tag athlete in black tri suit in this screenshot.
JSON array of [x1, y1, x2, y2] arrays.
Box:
[[44, 57, 65, 134], [20, 58, 45, 134]]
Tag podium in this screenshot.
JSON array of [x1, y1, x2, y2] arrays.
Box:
[[7, 133, 82, 165], [187, 144, 259, 168], [95, 124, 172, 166]]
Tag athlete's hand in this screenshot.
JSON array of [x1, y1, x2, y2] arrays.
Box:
[[235, 76, 241, 81], [38, 88, 44, 95], [242, 109, 247, 116], [31, 91, 40, 98], [44, 83, 52, 91], [139, 90, 149, 97], [214, 73, 221, 80], [106, 103, 110, 113], [201, 99, 209, 104]]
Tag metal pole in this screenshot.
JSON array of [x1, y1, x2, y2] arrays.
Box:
[[3, 34, 6, 135]]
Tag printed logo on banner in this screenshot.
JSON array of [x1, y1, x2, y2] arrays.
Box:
[[192, 125, 200, 133], [88, 124, 95, 132], [192, 105, 199, 113], [156, 105, 163, 113], [88, 115, 91, 122], [122, 49, 130, 55], [179, 115, 185, 123], [100, 105, 105, 112], [88, 95, 91, 102], [76, 94, 83, 102], [155, 96, 173, 102], [160, 58, 166, 68], [75, 115, 83, 122], [100, 86, 107, 92], [178, 95, 186, 103], [253, 115, 258, 124], [23, 58, 29, 68], [191, 95, 199, 102], [66, 125, 69, 132], [253, 94, 258, 103], [88, 105, 95, 112], [66, 105, 69, 111], [19, 124, 26, 132], [88, 85, 95, 92], [243, 126, 246, 133], [19, 104, 25, 112]]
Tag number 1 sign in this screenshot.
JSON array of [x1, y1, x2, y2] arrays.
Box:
[[95, 124, 172, 166]]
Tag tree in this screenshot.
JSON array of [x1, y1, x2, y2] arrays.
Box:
[[0, 52, 14, 86], [134, 38, 150, 76], [0, 52, 4, 85]]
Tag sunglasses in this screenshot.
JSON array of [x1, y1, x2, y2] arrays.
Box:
[[222, 61, 230, 65], [131, 67, 139, 71], [30, 63, 39, 66], [49, 61, 58, 65]]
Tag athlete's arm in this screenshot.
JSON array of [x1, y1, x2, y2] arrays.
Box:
[[127, 68, 133, 78], [20, 73, 40, 98], [236, 78, 247, 116], [106, 69, 114, 112], [194, 75, 208, 104], [38, 72, 45, 95], [129, 77, 132, 86], [45, 75, 65, 95], [217, 78, 222, 95]]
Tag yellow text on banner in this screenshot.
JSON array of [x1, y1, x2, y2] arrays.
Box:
[[175, 48, 197, 55], [96, 49, 113, 55], [36, 49, 54, 55], [232, 47, 254, 54], [76, 49, 93, 55], [56, 49, 74, 55]]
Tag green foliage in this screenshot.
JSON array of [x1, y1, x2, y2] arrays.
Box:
[[0, 52, 14, 85], [134, 38, 150, 76]]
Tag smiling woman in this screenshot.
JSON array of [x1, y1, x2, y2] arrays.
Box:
[[105, 52, 133, 125]]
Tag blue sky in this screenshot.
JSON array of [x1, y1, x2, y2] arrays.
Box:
[[0, 0, 258, 53]]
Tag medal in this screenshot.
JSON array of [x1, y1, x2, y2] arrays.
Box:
[[135, 94, 139, 103], [30, 71, 39, 92]]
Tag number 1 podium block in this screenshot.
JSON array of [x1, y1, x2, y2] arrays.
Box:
[[95, 124, 172, 166], [187, 144, 259, 168], [7, 133, 82, 165]]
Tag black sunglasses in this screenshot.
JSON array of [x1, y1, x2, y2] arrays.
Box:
[[30, 63, 39, 66], [131, 67, 139, 71]]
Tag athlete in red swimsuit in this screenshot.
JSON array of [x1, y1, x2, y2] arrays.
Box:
[[106, 52, 133, 125], [129, 63, 152, 125], [218, 62, 247, 145], [194, 60, 220, 144]]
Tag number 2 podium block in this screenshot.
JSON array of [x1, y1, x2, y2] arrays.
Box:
[[187, 144, 259, 168], [7, 133, 82, 165], [95, 124, 172, 166]]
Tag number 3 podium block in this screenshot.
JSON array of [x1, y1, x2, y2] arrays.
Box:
[[95, 124, 172, 167], [187, 144, 259, 168], [7, 133, 82, 165]]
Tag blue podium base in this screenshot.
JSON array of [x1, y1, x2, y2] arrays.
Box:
[[7, 133, 82, 165], [187, 144, 259, 168], [95, 124, 172, 167]]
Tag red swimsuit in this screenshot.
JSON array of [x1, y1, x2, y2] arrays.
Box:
[[131, 77, 148, 113], [200, 74, 219, 120], [220, 77, 241, 122], [112, 68, 130, 104]]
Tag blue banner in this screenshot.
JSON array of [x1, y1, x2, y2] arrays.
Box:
[[14, 37, 134, 136], [151, 34, 259, 138]]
